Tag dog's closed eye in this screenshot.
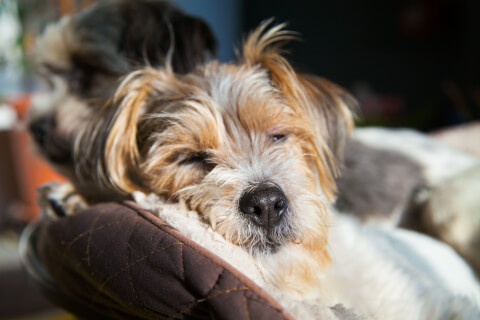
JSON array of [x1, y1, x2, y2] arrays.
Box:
[[177, 151, 216, 171], [178, 151, 209, 165]]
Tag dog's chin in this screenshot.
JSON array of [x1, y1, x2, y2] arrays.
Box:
[[242, 220, 295, 255], [251, 239, 284, 255]]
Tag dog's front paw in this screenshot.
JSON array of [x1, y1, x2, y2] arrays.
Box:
[[37, 181, 88, 219]]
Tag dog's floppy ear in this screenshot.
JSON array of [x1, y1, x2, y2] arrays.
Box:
[[76, 69, 159, 194], [75, 68, 183, 195], [242, 22, 356, 199], [295, 74, 356, 162], [102, 72, 147, 193]]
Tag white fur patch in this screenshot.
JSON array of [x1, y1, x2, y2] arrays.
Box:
[[323, 213, 480, 319]]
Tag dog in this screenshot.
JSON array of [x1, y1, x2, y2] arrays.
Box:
[[40, 20, 480, 318], [28, 0, 216, 203]]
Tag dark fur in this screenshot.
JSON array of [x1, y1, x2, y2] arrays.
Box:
[[69, 0, 217, 95], [335, 139, 426, 221]]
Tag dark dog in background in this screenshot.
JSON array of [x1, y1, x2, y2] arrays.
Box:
[[28, 0, 216, 202]]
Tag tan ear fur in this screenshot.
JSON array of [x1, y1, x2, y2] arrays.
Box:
[[74, 68, 160, 195], [103, 68, 174, 193], [74, 66, 186, 197]]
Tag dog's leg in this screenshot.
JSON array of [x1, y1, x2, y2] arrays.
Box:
[[37, 181, 88, 219]]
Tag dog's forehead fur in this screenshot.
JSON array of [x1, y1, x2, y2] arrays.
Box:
[[147, 62, 297, 149], [129, 62, 305, 202]]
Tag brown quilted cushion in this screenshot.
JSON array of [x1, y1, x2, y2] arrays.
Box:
[[36, 201, 293, 319]]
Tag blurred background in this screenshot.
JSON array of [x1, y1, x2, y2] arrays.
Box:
[[0, 0, 479, 318]]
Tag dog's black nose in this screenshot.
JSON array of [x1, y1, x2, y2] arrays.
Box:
[[239, 183, 288, 230], [29, 116, 54, 146]]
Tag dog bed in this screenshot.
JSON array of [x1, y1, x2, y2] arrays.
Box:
[[23, 198, 363, 319], [22, 201, 294, 319]]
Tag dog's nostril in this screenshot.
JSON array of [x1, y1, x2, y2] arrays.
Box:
[[242, 205, 257, 215], [239, 183, 288, 230]]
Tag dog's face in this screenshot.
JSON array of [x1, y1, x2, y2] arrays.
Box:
[[27, 0, 216, 197], [85, 24, 355, 266], [138, 64, 328, 255]]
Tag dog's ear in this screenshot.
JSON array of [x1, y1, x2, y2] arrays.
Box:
[[80, 69, 159, 194], [242, 22, 356, 199], [102, 72, 147, 194], [75, 68, 183, 195], [295, 74, 356, 162]]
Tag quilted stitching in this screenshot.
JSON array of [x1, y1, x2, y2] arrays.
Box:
[[171, 286, 249, 319], [94, 242, 184, 297], [60, 216, 135, 263], [127, 218, 143, 306], [86, 215, 101, 268], [243, 291, 251, 320]]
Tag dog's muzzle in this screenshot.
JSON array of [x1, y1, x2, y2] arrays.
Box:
[[28, 115, 72, 164], [239, 183, 288, 231], [29, 115, 54, 147]]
